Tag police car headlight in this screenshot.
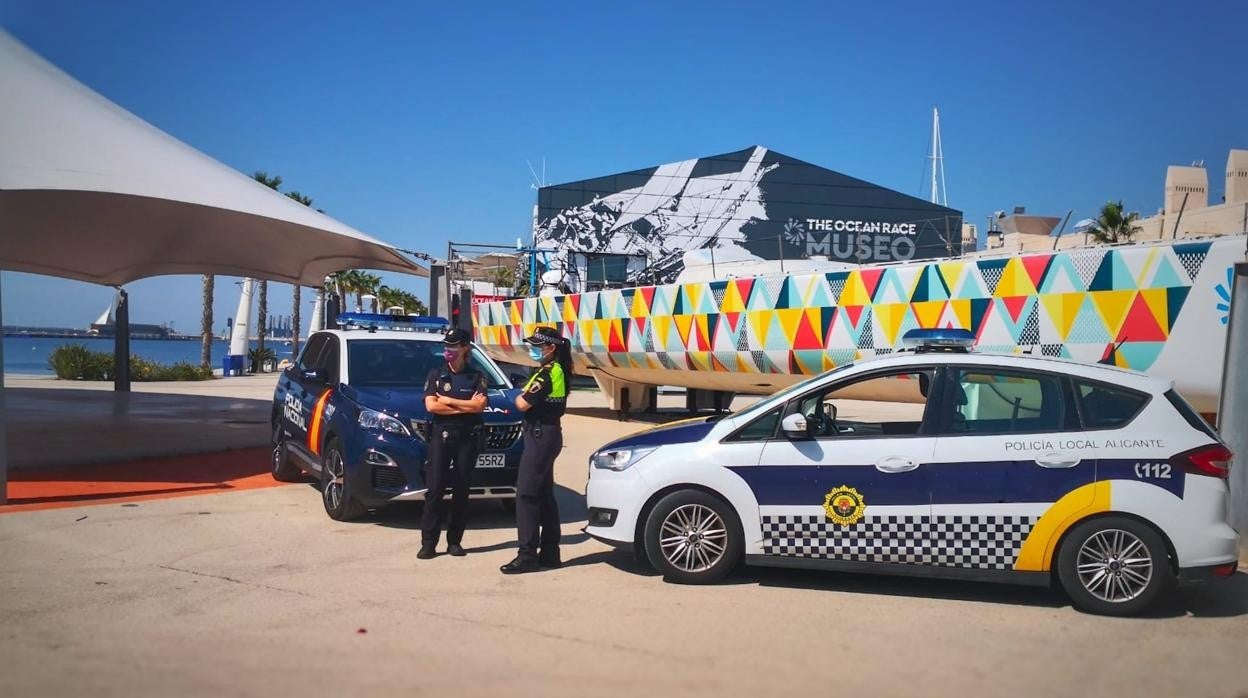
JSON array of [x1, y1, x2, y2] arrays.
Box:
[[358, 410, 412, 437], [590, 446, 656, 472]]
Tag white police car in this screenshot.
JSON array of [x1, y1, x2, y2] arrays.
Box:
[[585, 329, 1238, 615], [271, 314, 525, 520]]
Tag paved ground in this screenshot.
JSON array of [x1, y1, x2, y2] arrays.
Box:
[[2, 380, 1247, 697]]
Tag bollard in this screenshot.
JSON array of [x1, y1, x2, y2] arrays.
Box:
[[1217, 262, 1248, 562]]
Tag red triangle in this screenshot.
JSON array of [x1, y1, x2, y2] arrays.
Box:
[[723, 312, 742, 333], [1117, 293, 1167, 342], [1021, 255, 1052, 290], [1002, 296, 1028, 322], [793, 313, 821, 350], [608, 321, 626, 352], [734, 278, 755, 305], [569, 295, 581, 317], [844, 305, 865, 327], [859, 268, 885, 301], [640, 286, 656, 312], [632, 316, 646, 340], [694, 320, 709, 351], [564, 321, 576, 345]]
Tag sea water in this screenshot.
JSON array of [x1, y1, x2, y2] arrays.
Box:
[[3, 337, 298, 376]]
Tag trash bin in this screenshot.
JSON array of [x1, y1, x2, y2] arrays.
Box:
[[222, 354, 245, 377]]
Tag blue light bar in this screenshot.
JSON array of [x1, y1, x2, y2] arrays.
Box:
[[901, 328, 976, 352], [338, 313, 449, 333]]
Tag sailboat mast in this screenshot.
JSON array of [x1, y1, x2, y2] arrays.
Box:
[[929, 107, 948, 207]]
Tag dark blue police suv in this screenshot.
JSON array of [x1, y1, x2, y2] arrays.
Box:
[[270, 314, 524, 520]]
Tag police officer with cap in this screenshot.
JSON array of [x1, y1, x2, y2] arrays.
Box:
[[419, 327, 488, 560], [500, 326, 570, 574]]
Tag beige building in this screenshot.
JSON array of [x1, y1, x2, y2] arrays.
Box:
[[989, 148, 1248, 253]]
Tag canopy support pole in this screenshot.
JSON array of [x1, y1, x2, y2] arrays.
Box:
[[1217, 262, 1248, 562], [113, 287, 130, 392]]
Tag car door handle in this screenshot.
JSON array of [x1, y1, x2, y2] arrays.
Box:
[[1035, 453, 1081, 468], [875, 456, 920, 473]]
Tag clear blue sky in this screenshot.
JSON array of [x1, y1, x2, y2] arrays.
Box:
[[2, 0, 1245, 332]]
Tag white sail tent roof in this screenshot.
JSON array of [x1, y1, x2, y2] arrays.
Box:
[[0, 30, 426, 285]]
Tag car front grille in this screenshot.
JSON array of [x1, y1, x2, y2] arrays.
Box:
[[408, 421, 521, 450], [485, 423, 522, 450], [371, 465, 407, 491]]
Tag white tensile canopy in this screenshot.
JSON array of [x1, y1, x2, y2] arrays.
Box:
[[0, 30, 427, 503], [0, 30, 425, 285]]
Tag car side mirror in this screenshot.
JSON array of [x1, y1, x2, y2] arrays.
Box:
[[781, 413, 810, 439], [302, 368, 324, 383]]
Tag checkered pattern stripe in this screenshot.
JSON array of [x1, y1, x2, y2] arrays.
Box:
[[761, 515, 1039, 570]]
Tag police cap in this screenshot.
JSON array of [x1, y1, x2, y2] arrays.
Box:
[[443, 328, 472, 346]]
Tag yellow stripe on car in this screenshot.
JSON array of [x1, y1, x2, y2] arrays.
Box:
[[1014, 481, 1112, 572]]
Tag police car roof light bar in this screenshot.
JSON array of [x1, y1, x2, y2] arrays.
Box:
[[337, 312, 450, 334], [901, 328, 976, 353]]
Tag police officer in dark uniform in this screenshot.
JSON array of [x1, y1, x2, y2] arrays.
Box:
[[501, 326, 570, 574], [419, 328, 488, 560]]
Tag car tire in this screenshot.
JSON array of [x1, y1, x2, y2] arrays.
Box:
[[1057, 515, 1174, 616], [270, 423, 303, 482], [644, 489, 742, 584], [321, 438, 366, 521]]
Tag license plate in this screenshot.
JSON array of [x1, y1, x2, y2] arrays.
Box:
[[476, 453, 506, 468]]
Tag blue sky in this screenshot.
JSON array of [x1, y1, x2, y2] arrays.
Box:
[[2, 0, 1245, 332]]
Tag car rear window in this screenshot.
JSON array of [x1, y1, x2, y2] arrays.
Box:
[[1073, 380, 1149, 429], [1164, 389, 1219, 440]]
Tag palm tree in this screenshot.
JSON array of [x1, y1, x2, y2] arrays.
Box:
[[285, 191, 314, 356], [377, 286, 429, 315], [200, 273, 214, 369], [1087, 200, 1142, 244], [252, 171, 284, 359]]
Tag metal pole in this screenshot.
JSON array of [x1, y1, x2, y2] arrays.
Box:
[[0, 271, 8, 504], [1171, 192, 1189, 239], [1052, 210, 1073, 251], [1217, 262, 1248, 562], [710, 245, 717, 278], [113, 287, 131, 392], [778, 235, 785, 273]]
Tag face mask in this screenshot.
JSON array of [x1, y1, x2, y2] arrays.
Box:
[[528, 345, 544, 362], [443, 349, 460, 363]]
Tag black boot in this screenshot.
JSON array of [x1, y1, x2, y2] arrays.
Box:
[[447, 543, 466, 557], [500, 557, 541, 574], [417, 544, 437, 560], [538, 551, 562, 568]]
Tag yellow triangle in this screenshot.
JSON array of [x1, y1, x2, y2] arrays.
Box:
[[631, 291, 649, 318], [775, 308, 804, 344], [996, 258, 1036, 297], [1138, 288, 1170, 335], [804, 307, 824, 345], [562, 297, 575, 322], [685, 285, 702, 314], [689, 351, 711, 371], [948, 298, 972, 329], [912, 300, 945, 328], [938, 261, 967, 294], [674, 314, 695, 348], [721, 282, 745, 313], [653, 316, 671, 350], [695, 314, 710, 348], [1090, 290, 1136, 336], [839, 271, 870, 307], [875, 303, 907, 346], [1040, 293, 1083, 341], [748, 310, 773, 347], [510, 302, 522, 325], [822, 352, 836, 372], [736, 353, 753, 373]]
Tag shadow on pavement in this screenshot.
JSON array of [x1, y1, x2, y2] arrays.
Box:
[[575, 549, 1248, 617], [360, 483, 588, 533]]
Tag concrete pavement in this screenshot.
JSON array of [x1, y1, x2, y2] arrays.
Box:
[[1, 382, 1246, 696]]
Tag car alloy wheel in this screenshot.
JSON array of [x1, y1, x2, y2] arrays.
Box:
[[323, 449, 345, 512], [659, 503, 729, 574], [1075, 529, 1153, 604]]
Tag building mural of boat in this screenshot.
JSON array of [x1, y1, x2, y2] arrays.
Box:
[[474, 234, 1246, 412]]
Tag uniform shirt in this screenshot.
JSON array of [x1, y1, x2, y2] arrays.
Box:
[[521, 362, 567, 425], [425, 364, 488, 426]]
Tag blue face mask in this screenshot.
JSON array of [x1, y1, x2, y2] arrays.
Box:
[[528, 345, 545, 362]]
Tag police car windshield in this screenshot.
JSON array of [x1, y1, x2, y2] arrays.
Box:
[[731, 363, 855, 421], [347, 339, 508, 389]]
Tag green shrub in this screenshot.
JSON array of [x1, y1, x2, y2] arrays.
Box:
[[49, 344, 112, 380], [49, 344, 213, 381], [248, 347, 277, 373]]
